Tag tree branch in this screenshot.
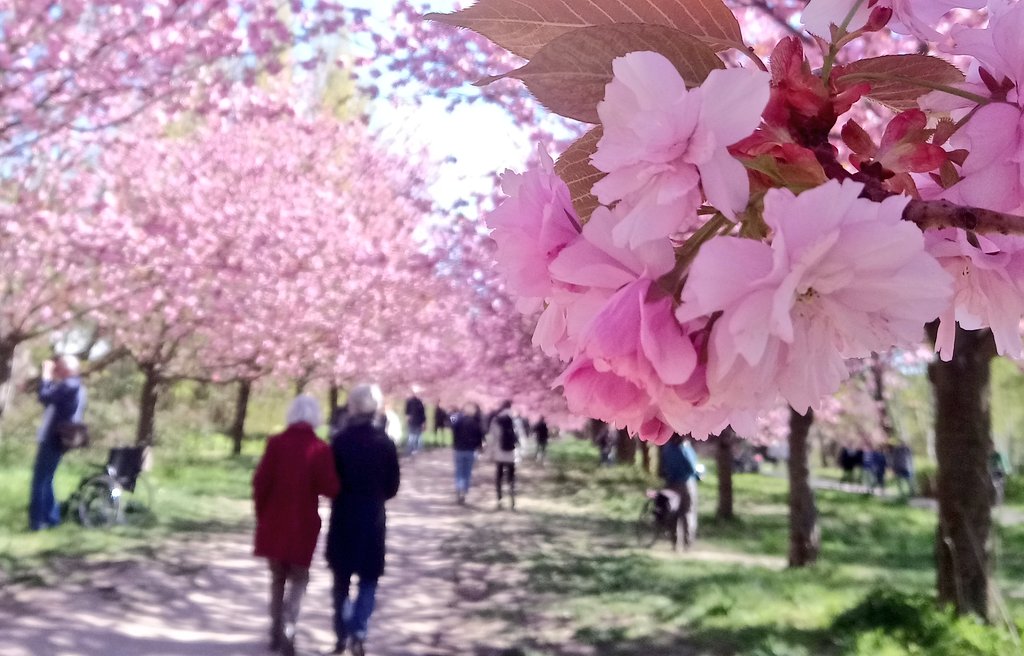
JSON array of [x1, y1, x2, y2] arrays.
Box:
[[904, 200, 1024, 235]]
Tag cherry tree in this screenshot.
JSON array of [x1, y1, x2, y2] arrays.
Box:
[[95, 109, 402, 446], [0, 0, 348, 161], [428, 0, 1024, 616]]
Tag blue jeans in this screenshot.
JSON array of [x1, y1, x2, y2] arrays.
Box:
[[332, 570, 378, 642], [29, 440, 63, 530], [406, 428, 423, 455], [453, 450, 476, 495]]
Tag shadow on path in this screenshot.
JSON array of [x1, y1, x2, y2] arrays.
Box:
[[0, 450, 537, 656]]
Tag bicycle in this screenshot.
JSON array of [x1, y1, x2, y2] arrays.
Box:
[[635, 488, 682, 548], [67, 446, 155, 528]]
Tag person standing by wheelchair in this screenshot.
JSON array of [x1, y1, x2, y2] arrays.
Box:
[[253, 395, 340, 656], [658, 434, 701, 551], [29, 355, 86, 531]]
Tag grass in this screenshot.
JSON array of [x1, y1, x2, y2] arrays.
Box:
[[445, 439, 1024, 656], [0, 422, 453, 583], [0, 434, 258, 583]]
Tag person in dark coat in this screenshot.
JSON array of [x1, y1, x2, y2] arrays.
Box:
[[253, 395, 339, 655], [327, 384, 400, 656], [451, 402, 485, 504], [29, 355, 86, 531], [533, 417, 550, 463], [434, 403, 452, 441], [404, 393, 427, 455]]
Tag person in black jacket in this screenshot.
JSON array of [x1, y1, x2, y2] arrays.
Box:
[[326, 384, 400, 656], [451, 402, 485, 504], [533, 417, 550, 463], [404, 393, 427, 456]]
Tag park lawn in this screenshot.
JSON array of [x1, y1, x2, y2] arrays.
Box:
[[0, 427, 449, 583], [446, 439, 1024, 656], [0, 434, 260, 584]]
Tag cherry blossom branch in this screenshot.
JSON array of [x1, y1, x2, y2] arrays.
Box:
[[904, 200, 1024, 235]]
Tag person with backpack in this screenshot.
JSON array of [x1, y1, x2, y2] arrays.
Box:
[[487, 402, 520, 510]]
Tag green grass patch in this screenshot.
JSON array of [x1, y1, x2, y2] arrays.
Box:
[[452, 439, 1024, 656], [0, 434, 259, 582]]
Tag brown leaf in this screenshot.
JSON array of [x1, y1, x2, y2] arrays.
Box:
[[835, 55, 965, 111], [479, 24, 724, 123], [555, 127, 605, 224], [424, 0, 744, 58]]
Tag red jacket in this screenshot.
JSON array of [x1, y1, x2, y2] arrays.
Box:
[[253, 423, 340, 568]]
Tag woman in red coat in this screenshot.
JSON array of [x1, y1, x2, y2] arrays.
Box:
[[253, 394, 340, 655]]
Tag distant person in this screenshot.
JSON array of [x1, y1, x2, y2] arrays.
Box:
[[327, 384, 400, 656], [434, 403, 452, 441], [991, 450, 1008, 505], [252, 395, 339, 656], [328, 402, 349, 438], [533, 417, 550, 463], [404, 392, 427, 455], [451, 402, 485, 504], [598, 425, 616, 466], [838, 444, 862, 484], [658, 434, 700, 551], [29, 355, 86, 531], [864, 445, 887, 494], [488, 401, 520, 510], [891, 440, 915, 497]]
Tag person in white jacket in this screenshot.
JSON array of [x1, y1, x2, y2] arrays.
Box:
[[487, 403, 520, 510]]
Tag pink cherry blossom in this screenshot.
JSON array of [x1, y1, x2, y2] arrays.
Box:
[[556, 278, 702, 443], [532, 204, 676, 359], [591, 52, 770, 248], [679, 179, 952, 412], [927, 228, 1024, 360], [801, 0, 983, 41], [487, 147, 582, 311]]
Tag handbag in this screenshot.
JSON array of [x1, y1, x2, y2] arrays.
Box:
[[56, 421, 90, 451]]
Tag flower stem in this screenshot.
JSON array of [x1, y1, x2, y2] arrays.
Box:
[[905, 200, 1024, 235], [836, 72, 992, 105]]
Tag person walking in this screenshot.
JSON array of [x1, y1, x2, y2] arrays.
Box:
[[658, 434, 701, 551], [533, 417, 550, 464], [488, 402, 520, 510], [434, 403, 452, 443], [252, 395, 339, 656], [451, 402, 485, 504], [29, 355, 86, 531], [327, 384, 400, 656], [404, 392, 426, 456], [891, 440, 915, 497]]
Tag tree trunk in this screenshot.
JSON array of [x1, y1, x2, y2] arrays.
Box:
[[294, 378, 307, 395], [788, 407, 819, 567], [328, 383, 341, 417], [716, 427, 736, 521], [0, 339, 17, 418], [870, 352, 898, 440], [136, 366, 161, 447], [229, 379, 252, 456], [615, 428, 636, 465], [640, 442, 651, 473], [929, 326, 996, 620]]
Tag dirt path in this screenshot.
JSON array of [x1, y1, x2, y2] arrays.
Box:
[[0, 450, 533, 656]]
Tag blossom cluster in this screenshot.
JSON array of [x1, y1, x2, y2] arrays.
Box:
[[484, 1, 1024, 442]]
